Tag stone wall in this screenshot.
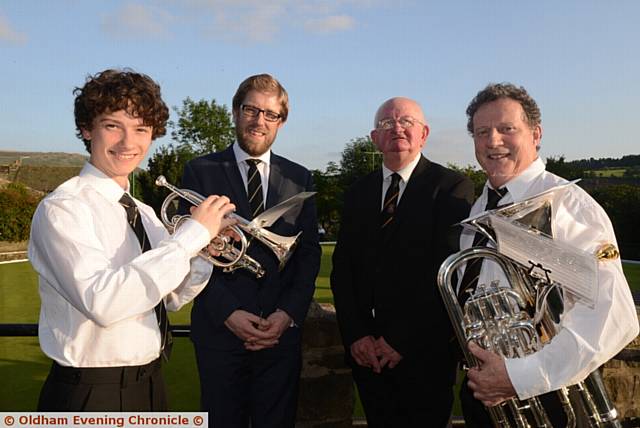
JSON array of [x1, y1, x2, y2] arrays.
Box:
[[295, 303, 640, 427], [602, 306, 640, 427], [297, 301, 353, 428]]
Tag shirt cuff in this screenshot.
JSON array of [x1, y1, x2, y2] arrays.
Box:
[[171, 218, 212, 256], [505, 353, 551, 400]]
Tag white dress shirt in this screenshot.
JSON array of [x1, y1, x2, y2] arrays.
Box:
[[380, 153, 421, 209], [28, 163, 213, 367], [460, 157, 639, 400], [233, 142, 270, 209]]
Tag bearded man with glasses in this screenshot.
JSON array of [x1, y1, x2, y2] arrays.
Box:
[[331, 97, 474, 427], [181, 74, 321, 428]]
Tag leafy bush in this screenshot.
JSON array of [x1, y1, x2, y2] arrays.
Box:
[[0, 183, 42, 242], [589, 184, 640, 259]]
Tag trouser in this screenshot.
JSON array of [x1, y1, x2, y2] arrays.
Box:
[[351, 357, 455, 428], [195, 344, 302, 428], [37, 358, 167, 411]]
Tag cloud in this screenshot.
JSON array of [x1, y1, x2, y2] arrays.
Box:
[[304, 15, 354, 34], [102, 3, 174, 39], [0, 14, 27, 44], [207, 1, 287, 42], [182, 0, 361, 42]]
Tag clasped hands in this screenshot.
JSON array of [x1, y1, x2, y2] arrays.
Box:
[[224, 309, 292, 351], [350, 335, 403, 373], [466, 342, 517, 406]]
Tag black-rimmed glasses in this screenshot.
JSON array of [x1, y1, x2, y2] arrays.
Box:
[[240, 104, 282, 122]]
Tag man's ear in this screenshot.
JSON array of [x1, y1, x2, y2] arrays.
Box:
[[532, 125, 542, 147], [370, 130, 381, 150], [422, 124, 430, 141], [81, 128, 92, 141]]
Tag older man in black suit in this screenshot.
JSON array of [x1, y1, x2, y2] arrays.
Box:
[[331, 97, 474, 427], [182, 74, 321, 428]]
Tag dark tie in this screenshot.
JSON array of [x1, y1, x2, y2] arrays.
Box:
[[381, 173, 401, 229], [119, 193, 172, 362], [246, 159, 265, 219], [457, 187, 508, 304]]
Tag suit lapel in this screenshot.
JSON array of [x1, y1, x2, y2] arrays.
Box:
[[365, 171, 384, 235], [219, 146, 252, 219], [266, 154, 283, 209]]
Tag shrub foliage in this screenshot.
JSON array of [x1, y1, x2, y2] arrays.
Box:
[[0, 183, 42, 242]]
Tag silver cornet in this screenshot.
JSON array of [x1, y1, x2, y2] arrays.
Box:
[[156, 175, 311, 278]]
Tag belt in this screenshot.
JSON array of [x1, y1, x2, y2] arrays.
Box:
[[51, 358, 161, 387]]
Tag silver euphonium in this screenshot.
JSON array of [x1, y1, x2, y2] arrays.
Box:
[[437, 183, 622, 428], [155, 175, 310, 278]]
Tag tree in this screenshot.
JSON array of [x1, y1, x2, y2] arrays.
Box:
[[545, 155, 583, 180], [447, 163, 486, 197], [339, 136, 380, 188], [589, 184, 640, 259], [135, 144, 195, 215], [312, 162, 342, 240], [170, 97, 235, 155]]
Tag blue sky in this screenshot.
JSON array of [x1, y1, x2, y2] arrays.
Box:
[[1, 0, 639, 171]]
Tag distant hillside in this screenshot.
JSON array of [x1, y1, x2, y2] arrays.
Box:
[[0, 150, 87, 167], [568, 154, 640, 170]]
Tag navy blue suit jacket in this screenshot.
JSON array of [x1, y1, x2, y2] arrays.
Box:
[[182, 146, 321, 350]]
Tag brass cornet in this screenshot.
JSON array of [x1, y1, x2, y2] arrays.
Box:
[[155, 175, 310, 278]]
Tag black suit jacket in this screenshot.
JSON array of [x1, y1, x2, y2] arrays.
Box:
[[330, 155, 474, 381], [182, 146, 321, 350]]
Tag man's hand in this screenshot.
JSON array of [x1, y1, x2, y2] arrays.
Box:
[[466, 342, 517, 406], [244, 309, 292, 351], [374, 336, 403, 369], [350, 336, 382, 373], [224, 310, 274, 347]]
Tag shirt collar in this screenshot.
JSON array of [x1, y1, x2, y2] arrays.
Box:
[[233, 142, 271, 166], [484, 157, 545, 203], [382, 153, 421, 183], [79, 162, 132, 203]]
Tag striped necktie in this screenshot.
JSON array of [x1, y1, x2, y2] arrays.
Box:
[[119, 193, 172, 362], [381, 173, 401, 229], [457, 187, 508, 304], [246, 159, 265, 219]]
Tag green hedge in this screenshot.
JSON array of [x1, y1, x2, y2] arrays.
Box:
[[0, 183, 42, 242]]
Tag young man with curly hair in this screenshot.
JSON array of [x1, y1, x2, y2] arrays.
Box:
[[29, 69, 236, 411]]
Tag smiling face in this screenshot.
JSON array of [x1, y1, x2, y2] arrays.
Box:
[[233, 90, 284, 156], [370, 97, 429, 171], [82, 110, 153, 189], [472, 97, 542, 188]]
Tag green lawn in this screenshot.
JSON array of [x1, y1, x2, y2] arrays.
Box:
[[0, 246, 337, 411], [1, 248, 638, 412], [586, 168, 627, 178]]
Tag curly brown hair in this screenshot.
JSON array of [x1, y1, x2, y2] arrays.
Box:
[[74, 69, 169, 152], [466, 83, 541, 135], [232, 74, 289, 122]]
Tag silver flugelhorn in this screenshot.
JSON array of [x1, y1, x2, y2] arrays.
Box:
[[437, 183, 621, 428], [156, 175, 311, 278]]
